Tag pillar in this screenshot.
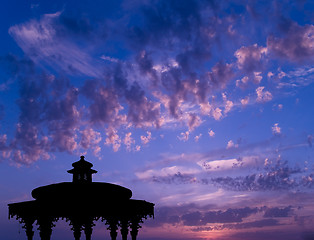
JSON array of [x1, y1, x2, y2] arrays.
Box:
[[73, 223, 82, 240], [106, 219, 118, 240], [70, 219, 83, 240], [23, 218, 34, 240], [120, 220, 129, 240], [130, 219, 141, 240], [37, 218, 53, 240], [84, 219, 94, 240]]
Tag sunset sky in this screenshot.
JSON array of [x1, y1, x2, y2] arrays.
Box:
[[1, 0, 314, 239]]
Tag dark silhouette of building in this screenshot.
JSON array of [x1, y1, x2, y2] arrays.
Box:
[[8, 156, 154, 240]]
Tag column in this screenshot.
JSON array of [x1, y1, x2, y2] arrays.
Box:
[[84, 219, 94, 240], [73, 224, 82, 240], [106, 219, 118, 240], [37, 218, 54, 240], [70, 219, 83, 240], [120, 220, 129, 240], [23, 218, 34, 240], [130, 219, 141, 240]]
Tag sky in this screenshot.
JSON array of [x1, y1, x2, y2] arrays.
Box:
[[0, 0, 314, 239]]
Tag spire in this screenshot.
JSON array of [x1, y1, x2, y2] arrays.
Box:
[[67, 156, 97, 183]]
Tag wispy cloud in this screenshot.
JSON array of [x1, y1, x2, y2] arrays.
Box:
[[9, 12, 103, 77]]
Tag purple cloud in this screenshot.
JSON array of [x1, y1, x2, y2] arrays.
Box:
[[149, 204, 295, 230], [267, 23, 314, 63], [152, 172, 196, 185], [263, 206, 293, 218], [0, 56, 82, 164], [211, 160, 302, 191], [80, 79, 124, 126]]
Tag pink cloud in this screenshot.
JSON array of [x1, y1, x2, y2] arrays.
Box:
[[80, 128, 102, 155], [104, 127, 121, 152], [256, 86, 272, 103], [272, 123, 281, 136], [234, 44, 267, 72], [188, 113, 202, 132], [178, 131, 190, 142], [141, 131, 152, 145], [241, 97, 249, 106], [208, 129, 215, 137], [226, 140, 238, 149], [194, 134, 202, 142], [124, 132, 135, 152]]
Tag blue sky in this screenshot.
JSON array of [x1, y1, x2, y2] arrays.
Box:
[[1, 0, 314, 239]]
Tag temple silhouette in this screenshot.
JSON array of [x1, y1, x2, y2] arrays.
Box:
[[8, 156, 154, 240]]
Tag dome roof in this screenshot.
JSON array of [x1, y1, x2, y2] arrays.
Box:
[[31, 156, 132, 202], [31, 182, 132, 202]]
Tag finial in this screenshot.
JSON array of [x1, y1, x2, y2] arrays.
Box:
[[80, 156, 85, 161]]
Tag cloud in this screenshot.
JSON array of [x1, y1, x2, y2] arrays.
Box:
[[142, 201, 298, 233], [152, 172, 197, 185], [0, 57, 84, 164], [253, 72, 263, 84], [263, 206, 293, 218], [124, 132, 135, 151], [218, 219, 281, 230], [208, 62, 234, 90], [202, 207, 259, 224], [178, 131, 190, 142], [125, 82, 162, 128], [145, 204, 206, 227], [211, 160, 303, 191], [198, 156, 259, 172], [9, 12, 102, 77], [272, 123, 281, 136], [3, 1, 313, 166], [234, 44, 267, 73], [208, 129, 215, 137], [256, 86, 273, 103], [11, 123, 50, 165], [148, 202, 299, 235], [104, 127, 121, 152], [150, 204, 263, 228], [101, 55, 119, 63], [46, 87, 80, 153], [212, 107, 223, 120], [126, 0, 215, 69], [224, 100, 234, 114], [199, 102, 222, 120], [187, 113, 202, 132], [141, 131, 152, 145], [267, 23, 314, 63], [276, 67, 314, 89], [136, 165, 199, 185], [80, 128, 102, 155], [226, 140, 238, 149], [222, 93, 233, 114], [241, 97, 249, 106], [194, 134, 202, 142], [80, 79, 125, 126], [181, 211, 203, 226]]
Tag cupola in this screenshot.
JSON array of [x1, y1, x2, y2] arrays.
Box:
[[67, 156, 97, 183]]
